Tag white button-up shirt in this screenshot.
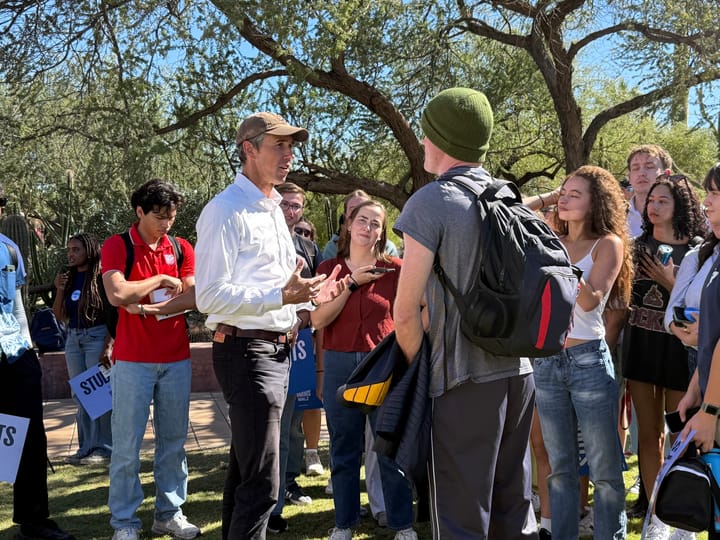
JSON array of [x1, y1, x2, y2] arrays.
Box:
[[195, 172, 299, 332]]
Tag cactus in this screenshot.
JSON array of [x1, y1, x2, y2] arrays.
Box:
[[1, 214, 31, 262]]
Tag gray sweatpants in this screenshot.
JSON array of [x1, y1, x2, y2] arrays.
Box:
[[428, 374, 538, 540]]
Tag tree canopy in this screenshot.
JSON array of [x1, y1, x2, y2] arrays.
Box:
[[1, 0, 719, 243]]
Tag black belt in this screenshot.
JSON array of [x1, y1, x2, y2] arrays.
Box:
[[214, 324, 291, 344]]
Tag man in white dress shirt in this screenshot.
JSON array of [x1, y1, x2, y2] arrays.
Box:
[[194, 112, 345, 540]]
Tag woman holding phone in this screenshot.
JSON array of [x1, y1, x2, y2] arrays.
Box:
[[53, 232, 113, 465], [311, 200, 413, 540], [622, 174, 706, 538], [678, 163, 720, 539]]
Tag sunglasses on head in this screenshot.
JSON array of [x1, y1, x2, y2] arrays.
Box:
[[294, 227, 312, 238], [0, 197, 7, 208], [658, 172, 694, 197]]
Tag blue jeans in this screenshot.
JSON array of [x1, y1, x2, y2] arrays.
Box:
[[108, 359, 191, 531], [65, 325, 112, 457], [534, 339, 626, 540], [323, 350, 413, 531]]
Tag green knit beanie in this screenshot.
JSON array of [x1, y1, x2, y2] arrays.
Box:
[[421, 88, 494, 163]]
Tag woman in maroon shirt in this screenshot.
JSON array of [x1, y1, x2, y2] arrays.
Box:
[[311, 200, 415, 540]]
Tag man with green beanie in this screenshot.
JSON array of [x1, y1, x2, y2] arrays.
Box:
[[394, 88, 538, 539]]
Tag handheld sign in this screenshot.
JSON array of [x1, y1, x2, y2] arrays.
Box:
[[288, 328, 316, 395], [295, 389, 323, 411], [68, 364, 112, 420], [0, 413, 30, 483]]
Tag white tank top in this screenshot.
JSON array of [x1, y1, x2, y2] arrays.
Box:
[[568, 238, 610, 340]]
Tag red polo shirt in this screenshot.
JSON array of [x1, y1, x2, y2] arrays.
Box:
[[318, 257, 401, 352], [101, 223, 195, 363]]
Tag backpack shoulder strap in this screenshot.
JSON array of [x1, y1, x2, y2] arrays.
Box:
[[2, 241, 18, 268], [167, 235, 183, 274], [121, 230, 134, 279]]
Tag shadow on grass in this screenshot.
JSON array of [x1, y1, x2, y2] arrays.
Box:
[[1, 448, 668, 539]]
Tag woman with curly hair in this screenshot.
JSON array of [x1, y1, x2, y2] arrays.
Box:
[[53, 232, 113, 465], [622, 174, 707, 538], [534, 165, 633, 540]]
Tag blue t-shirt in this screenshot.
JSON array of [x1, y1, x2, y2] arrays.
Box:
[[0, 233, 30, 362]]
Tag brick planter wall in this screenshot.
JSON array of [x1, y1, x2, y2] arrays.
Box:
[[39, 342, 218, 400]]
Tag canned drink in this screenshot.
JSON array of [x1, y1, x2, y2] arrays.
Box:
[[656, 244, 673, 265]]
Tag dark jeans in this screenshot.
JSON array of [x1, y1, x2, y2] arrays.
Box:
[[213, 337, 290, 540], [0, 348, 50, 525]]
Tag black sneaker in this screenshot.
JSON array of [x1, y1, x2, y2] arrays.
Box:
[[539, 528, 552, 540], [267, 515, 288, 534], [285, 486, 312, 506], [17, 520, 75, 540]]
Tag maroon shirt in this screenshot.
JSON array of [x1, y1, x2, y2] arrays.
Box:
[[318, 256, 402, 352]]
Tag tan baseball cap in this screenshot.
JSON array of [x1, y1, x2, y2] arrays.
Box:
[[235, 112, 309, 145]]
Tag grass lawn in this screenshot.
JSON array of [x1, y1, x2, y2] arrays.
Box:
[[0, 447, 709, 539]]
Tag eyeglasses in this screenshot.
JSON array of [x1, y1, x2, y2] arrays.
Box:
[[294, 227, 312, 238], [280, 201, 303, 212], [0, 197, 6, 208]]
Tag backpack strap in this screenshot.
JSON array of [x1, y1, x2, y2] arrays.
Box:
[[167, 235, 184, 274], [121, 230, 134, 279], [2, 241, 18, 269], [120, 231, 183, 279]]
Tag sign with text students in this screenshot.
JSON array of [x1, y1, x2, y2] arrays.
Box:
[[0, 413, 30, 483]]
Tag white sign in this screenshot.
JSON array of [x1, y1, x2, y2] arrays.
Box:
[[68, 364, 112, 420], [0, 413, 30, 483]]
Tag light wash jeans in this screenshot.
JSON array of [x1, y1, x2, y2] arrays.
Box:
[[65, 324, 112, 457], [534, 339, 626, 540], [108, 359, 191, 531], [323, 350, 413, 531]]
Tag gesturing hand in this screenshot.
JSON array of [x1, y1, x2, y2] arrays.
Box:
[[313, 264, 347, 305], [282, 262, 348, 305]]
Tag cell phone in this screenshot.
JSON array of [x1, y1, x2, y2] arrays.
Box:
[[673, 306, 695, 328], [665, 407, 700, 433], [368, 267, 396, 274]]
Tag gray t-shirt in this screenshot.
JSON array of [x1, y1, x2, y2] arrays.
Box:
[[394, 166, 533, 398]]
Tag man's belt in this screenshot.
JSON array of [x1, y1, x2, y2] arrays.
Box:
[[214, 324, 291, 344]]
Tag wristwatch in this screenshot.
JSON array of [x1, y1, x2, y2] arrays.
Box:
[[701, 402, 720, 417], [348, 280, 359, 292]]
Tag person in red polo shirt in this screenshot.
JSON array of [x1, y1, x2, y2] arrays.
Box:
[[101, 179, 199, 540]]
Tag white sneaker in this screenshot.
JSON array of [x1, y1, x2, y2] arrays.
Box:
[[325, 477, 333, 495], [644, 515, 671, 540], [668, 528, 696, 540], [328, 527, 352, 540], [578, 505, 593, 537], [394, 529, 418, 540], [305, 449, 325, 476], [151, 514, 201, 539], [112, 528, 139, 540]]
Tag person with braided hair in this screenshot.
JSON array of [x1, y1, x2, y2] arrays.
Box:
[[53, 232, 113, 465]]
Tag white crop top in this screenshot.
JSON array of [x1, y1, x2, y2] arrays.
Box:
[[568, 238, 611, 340]]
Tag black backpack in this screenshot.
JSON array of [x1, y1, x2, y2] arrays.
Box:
[[30, 307, 67, 353], [101, 231, 183, 339], [433, 169, 581, 358]]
